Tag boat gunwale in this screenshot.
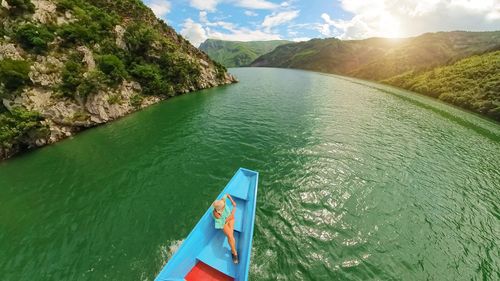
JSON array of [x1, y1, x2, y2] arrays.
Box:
[[239, 168, 259, 280]]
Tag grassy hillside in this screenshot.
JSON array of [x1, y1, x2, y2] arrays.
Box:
[[251, 31, 500, 120], [384, 51, 500, 120], [0, 0, 234, 159], [199, 39, 291, 67]]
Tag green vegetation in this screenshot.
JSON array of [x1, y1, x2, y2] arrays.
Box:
[[76, 70, 106, 97], [56, 0, 119, 46], [214, 61, 227, 80], [160, 53, 201, 87], [49, 1, 206, 100], [61, 55, 106, 97], [0, 59, 31, 92], [0, 107, 48, 149], [384, 51, 500, 121], [130, 94, 143, 108], [251, 32, 500, 79], [199, 39, 291, 67], [107, 94, 122, 105], [97, 54, 127, 85], [130, 63, 172, 96], [0, 0, 232, 159], [124, 23, 158, 56], [3, 0, 35, 15], [72, 111, 89, 122], [251, 31, 500, 121], [15, 24, 54, 53], [57, 23, 97, 46], [60, 55, 84, 97]]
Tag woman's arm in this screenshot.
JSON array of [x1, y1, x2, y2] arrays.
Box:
[[226, 194, 236, 207]]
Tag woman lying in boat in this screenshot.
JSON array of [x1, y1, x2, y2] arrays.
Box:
[[212, 194, 239, 264]]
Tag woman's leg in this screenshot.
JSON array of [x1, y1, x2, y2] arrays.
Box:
[[223, 223, 237, 255]]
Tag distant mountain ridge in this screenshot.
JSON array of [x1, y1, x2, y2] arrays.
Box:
[[199, 39, 291, 67], [250, 31, 500, 120]]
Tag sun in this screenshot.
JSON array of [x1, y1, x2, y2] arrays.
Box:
[[378, 14, 402, 38]]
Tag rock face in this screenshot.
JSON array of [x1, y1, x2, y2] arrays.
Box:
[[29, 55, 64, 86], [0, 0, 237, 160], [32, 0, 56, 24], [0, 43, 23, 60]]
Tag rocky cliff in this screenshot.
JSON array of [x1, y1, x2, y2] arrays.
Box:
[[0, 0, 237, 160]]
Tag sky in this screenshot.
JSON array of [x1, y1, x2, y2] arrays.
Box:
[[142, 0, 500, 47]]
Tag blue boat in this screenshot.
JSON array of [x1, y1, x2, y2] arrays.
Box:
[[155, 168, 259, 281]]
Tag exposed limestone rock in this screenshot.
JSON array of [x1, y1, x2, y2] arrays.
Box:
[[85, 81, 141, 123], [21, 88, 53, 112], [0, 43, 23, 60], [0, 0, 237, 161], [77, 46, 95, 70], [32, 0, 56, 24], [141, 96, 161, 108], [199, 59, 209, 67], [4, 88, 59, 118], [2, 99, 12, 111], [56, 17, 67, 25], [29, 55, 64, 86], [114, 25, 127, 50], [56, 10, 74, 25], [44, 100, 82, 125], [41, 119, 77, 143], [1, 0, 10, 9]]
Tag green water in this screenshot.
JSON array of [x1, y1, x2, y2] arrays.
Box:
[[1, 68, 499, 280]]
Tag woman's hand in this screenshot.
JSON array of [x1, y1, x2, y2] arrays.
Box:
[[225, 213, 234, 223], [227, 194, 236, 207]]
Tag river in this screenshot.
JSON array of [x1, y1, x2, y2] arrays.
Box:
[[0, 68, 499, 280]]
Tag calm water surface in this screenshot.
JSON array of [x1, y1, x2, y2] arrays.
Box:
[[1, 68, 499, 280]]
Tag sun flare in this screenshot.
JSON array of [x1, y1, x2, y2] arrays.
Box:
[[378, 14, 402, 38]]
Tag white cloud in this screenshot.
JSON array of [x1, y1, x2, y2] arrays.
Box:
[[188, 0, 279, 11], [208, 28, 282, 41], [262, 10, 300, 31], [144, 0, 171, 17], [244, 10, 259, 16], [235, 0, 279, 10], [181, 13, 282, 47], [181, 18, 208, 47], [322, 0, 500, 39], [199, 11, 208, 23], [178, 0, 302, 45], [189, 0, 220, 11]]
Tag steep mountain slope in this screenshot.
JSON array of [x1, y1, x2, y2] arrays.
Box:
[[252, 31, 500, 79], [0, 0, 236, 160], [384, 51, 500, 120], [199, 39, 291, 67], [251, 31, 500, 120]]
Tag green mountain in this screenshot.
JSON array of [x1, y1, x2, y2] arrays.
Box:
[[383, 51, 500, 120], [251, 31, 500, 120], [0, 0, 235, 160], [199, 39, 291, 67]]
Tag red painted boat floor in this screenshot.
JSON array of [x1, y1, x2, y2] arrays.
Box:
[[185, 261, 234, 281]]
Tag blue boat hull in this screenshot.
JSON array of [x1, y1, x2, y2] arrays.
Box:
[[155, 168, 259, 281]]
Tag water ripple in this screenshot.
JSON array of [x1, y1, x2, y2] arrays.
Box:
[[0, 68, 498, 281]]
